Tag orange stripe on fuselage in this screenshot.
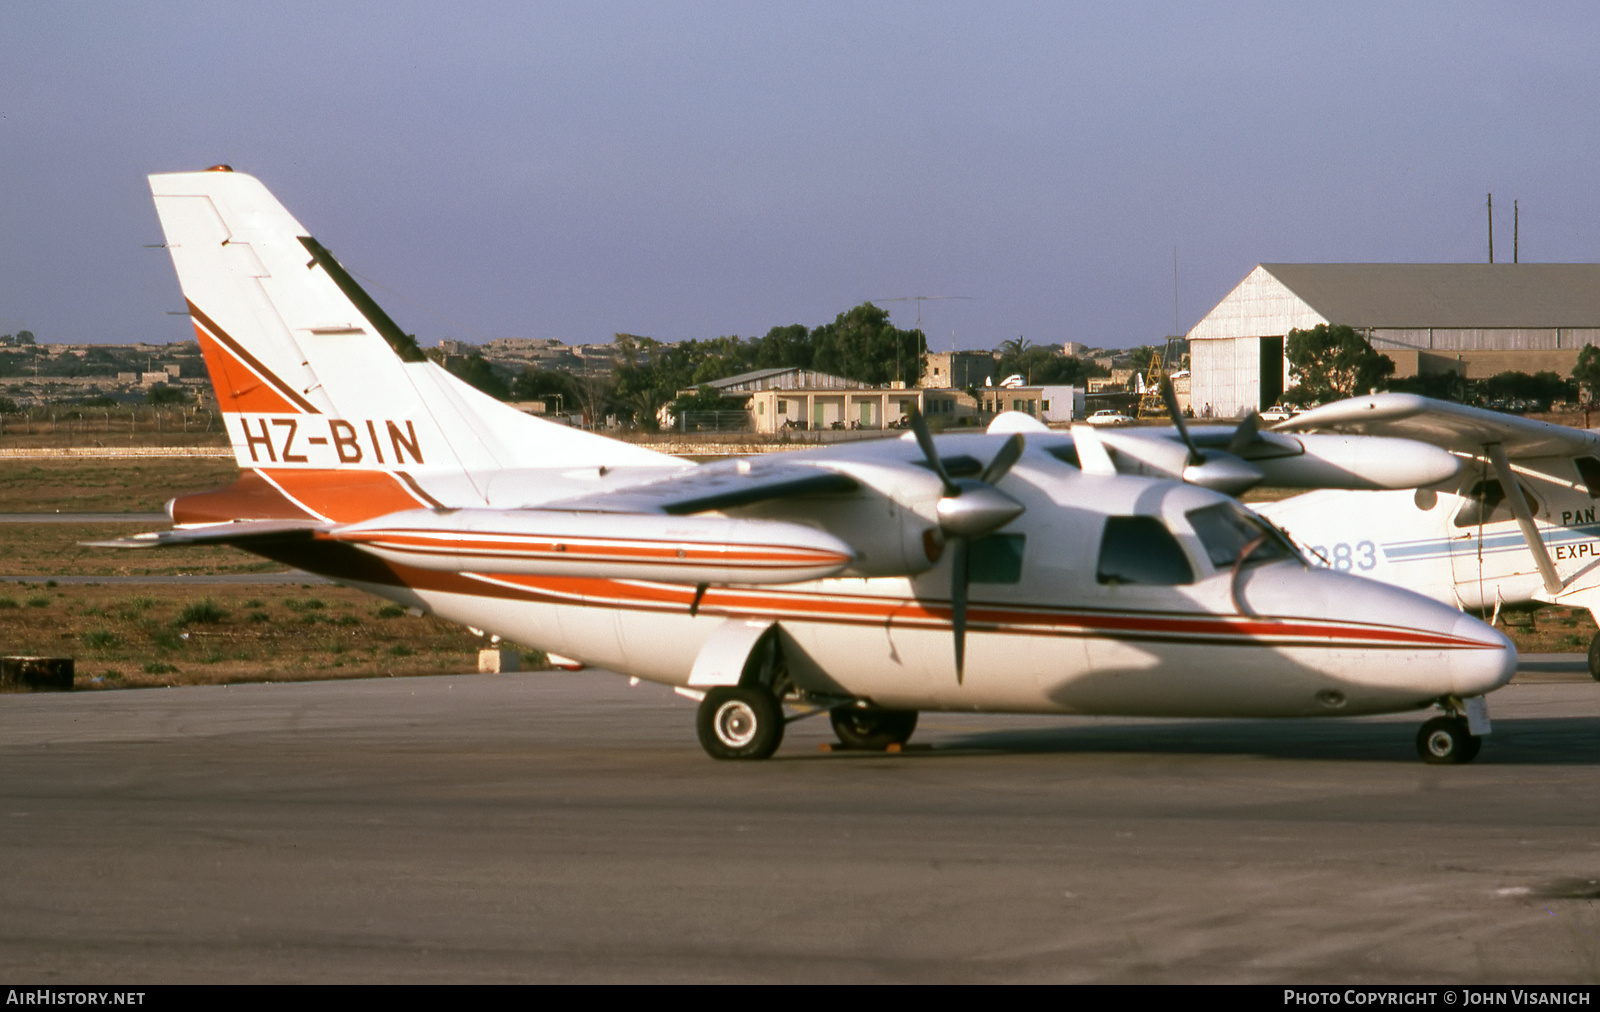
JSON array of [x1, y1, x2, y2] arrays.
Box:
[[238, 540, 1499, 654], [257, 469, 434, 523], [454, 573, 1496, 651]]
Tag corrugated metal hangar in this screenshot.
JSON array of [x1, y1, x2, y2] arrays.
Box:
[[1187, 263, 1600, 417]]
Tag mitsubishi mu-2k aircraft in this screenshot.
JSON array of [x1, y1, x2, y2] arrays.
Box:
[[104, 167, 1517, 764]]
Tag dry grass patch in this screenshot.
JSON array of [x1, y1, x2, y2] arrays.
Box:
[[1493, 604, 1598, 654], [0, 457, 239, 513], [0, 523, 285, 576], [0, 583, 546, 690]]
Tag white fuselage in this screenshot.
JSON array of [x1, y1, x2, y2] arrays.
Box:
[[1257, 455, 1600, 620], [330, 442, 1514, 719]]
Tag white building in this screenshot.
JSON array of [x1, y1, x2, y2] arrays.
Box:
[[1188, 263, 1600, 418]]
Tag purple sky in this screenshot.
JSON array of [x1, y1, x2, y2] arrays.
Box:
[[4, 2, 1600, 353]]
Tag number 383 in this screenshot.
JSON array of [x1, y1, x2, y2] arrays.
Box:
[[1307, 540, 1377, 571]]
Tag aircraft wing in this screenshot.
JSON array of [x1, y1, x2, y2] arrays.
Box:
[[1276, 393, 1600, 459], [539, 457, 860, 514]]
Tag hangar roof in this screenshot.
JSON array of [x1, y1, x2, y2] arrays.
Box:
[[1261, 263, 1600, 329]]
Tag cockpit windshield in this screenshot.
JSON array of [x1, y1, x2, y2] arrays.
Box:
[[1186, 501, 1300, 570]]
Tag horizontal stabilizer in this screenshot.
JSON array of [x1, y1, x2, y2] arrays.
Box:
[[83, 519, 329, 549]]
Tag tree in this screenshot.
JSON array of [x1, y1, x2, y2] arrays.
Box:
[[1474, 370, 1574, 411], [1284, 324, 1394, 404], [1385, 370, 1466, 402], [146, 384, 190, 405], [811, 303, 925, 386], [994, 338, 1106, 386], [426, 348, 509, 400], [510, 366, 578, 410], [1573, 345, 1600, 405], [751, 324, 813, 370]]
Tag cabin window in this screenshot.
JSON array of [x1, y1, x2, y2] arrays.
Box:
[[969, 534, 1026, 584], [1575, 457, 1600, 498], [1453, 478, 1542, 528], [1186, 502, 1298, 569], [1096, 516, 1195, 586]]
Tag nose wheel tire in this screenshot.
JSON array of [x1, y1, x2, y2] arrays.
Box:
[[830, 707, 919, 750], [697, 686, 784, 760], [1416, 716, 1482, 764], [1588, 633, 1600, 682]]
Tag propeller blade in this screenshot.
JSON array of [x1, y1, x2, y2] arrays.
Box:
[[1161, 377, 1202, 466], [950, 538, 969, 684], [909, 408, 957, 495], [979, 432, 1025, 486], [1227, 412, 1262, 456]]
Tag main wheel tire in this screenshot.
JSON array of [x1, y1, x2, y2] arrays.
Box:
[[829, 707, 919, 750], [1416, 715, 1479, 764], [697, 686, 784, 760], [1588, 632, 1600, 682]]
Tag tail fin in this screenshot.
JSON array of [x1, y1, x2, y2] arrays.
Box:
[[149, 167, 673, 522]]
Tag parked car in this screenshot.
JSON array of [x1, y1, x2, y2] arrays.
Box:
[[1260, 405, 1299, 422], [1083, 409, 1134, 427]]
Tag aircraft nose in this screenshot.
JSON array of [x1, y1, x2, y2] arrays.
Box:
[[1239, 564, 1516, 702], [1448, 611, 1518, 697]]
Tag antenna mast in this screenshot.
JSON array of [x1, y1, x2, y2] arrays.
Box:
[[1488, 193, 1494, 264], [869, 295, 976, 384]]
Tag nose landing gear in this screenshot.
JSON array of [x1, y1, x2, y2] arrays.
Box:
[[1416, 695, 1490, 764], [1416, 715, 1481, 764]]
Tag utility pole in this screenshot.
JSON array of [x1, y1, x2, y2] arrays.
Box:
[[1514, 199, 1519, 264], [1487, 193, 1494, 263], [1173, 247, 1180, 338]]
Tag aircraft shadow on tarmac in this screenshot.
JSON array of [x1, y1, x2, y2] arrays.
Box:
[[810, 716, 1600, 765]]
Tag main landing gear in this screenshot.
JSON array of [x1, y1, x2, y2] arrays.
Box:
[[697, 686, 785, 760], [829, 706, 919, 750], [1587, 632, 1600, 682], [693, 688, 924, 760]]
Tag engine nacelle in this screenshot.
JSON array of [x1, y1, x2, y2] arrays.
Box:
[[1254, 434, 1463, 490]]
